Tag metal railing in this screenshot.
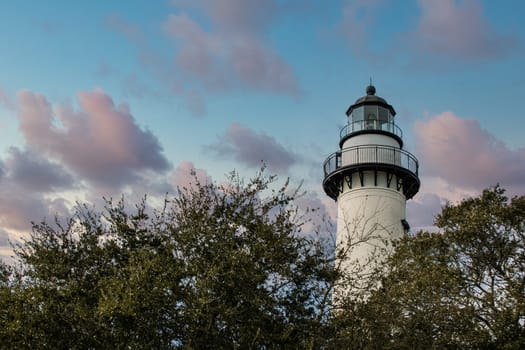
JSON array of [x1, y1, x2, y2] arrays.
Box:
[[323, 145, 419, 177], [340, 120, 403, 140]]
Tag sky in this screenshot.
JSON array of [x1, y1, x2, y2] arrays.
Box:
[[1, 0, 525, 260]]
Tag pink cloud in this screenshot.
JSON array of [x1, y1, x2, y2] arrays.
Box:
[[171, 0, 277, 36], [335, 0, 386, 60], [334, 0, 518, 66], [163, 2, 300, 95], [0, 183, 69, 231], [411, 0, 517, 59], [171, 161, 211, 189], [229, 40, 299, 93], [210, 123, 297, 173], [107, 13, 211, 117], [414, 111, 525, 190], [106, 2, 300, 117], [106, 13, 144, 42], [17, 89, 170, 188], [163, 13, 224, 87], [3, 147, 75, 192]]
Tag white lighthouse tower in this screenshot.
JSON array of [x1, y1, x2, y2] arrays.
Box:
[[323, 84, 420, 300]]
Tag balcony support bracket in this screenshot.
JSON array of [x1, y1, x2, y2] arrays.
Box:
[[345, 175, 352, 190], [386, 172, 394, 188]]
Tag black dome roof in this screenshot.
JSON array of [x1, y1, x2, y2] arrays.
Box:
[[346, 85, 396, 116]]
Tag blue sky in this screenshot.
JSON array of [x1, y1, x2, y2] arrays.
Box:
[[1, 0, 524, 259]]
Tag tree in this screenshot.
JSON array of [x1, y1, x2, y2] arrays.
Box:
[[0, 170, 335, 349], [331, 186, 525, 349], [10, 173, 524, 349]]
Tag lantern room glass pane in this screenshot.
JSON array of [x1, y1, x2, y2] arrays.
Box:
[[364, 105, 378, 129], [364, 105, 378, 121], [378, 107, 389, 124], [351, 106, 364, 122]]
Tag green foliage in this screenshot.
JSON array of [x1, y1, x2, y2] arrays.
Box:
[[332, 186, 525, 349], [5, 174, 524, 349], [0, 170, 334, 349]]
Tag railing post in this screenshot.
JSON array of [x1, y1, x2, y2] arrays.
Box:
[[393, 147, 397, 165]]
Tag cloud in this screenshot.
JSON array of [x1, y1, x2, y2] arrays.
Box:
[[105, 2, 300, 117], [0, 145, 71, 234], [94, 61, 117, 78], [0, 228, 12, 262], [210, 123, 297, 172], [94, 62, 160, 101], [170, 0, 277, 38], [182, 0, 277, 35], [406, 192, 443, 231], [0, 88, 14, 110], [163, 1, 300, 95], [410, 0, 517, 60], [122, 74, 158, 99], [3, 147, 75, 192], [0, 229, 9, 247], [106, 13, 144, 42], [171, 161, 212, 189], [294, 191, 336, 234], [1, 89, 175, 256], [333, 0, 518, 67], [414, 111, 525, 190], [0, 182, 69, 231], [17, 89, 171, 189], [183, 89, 207, 117], [335, 0, 387, 60]]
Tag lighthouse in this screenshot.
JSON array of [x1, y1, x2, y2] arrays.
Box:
[[322, 84, 420, 300]]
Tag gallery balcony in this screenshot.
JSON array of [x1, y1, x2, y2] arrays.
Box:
[[339, 120, 403, 148], [322, 145, 420, 200]]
